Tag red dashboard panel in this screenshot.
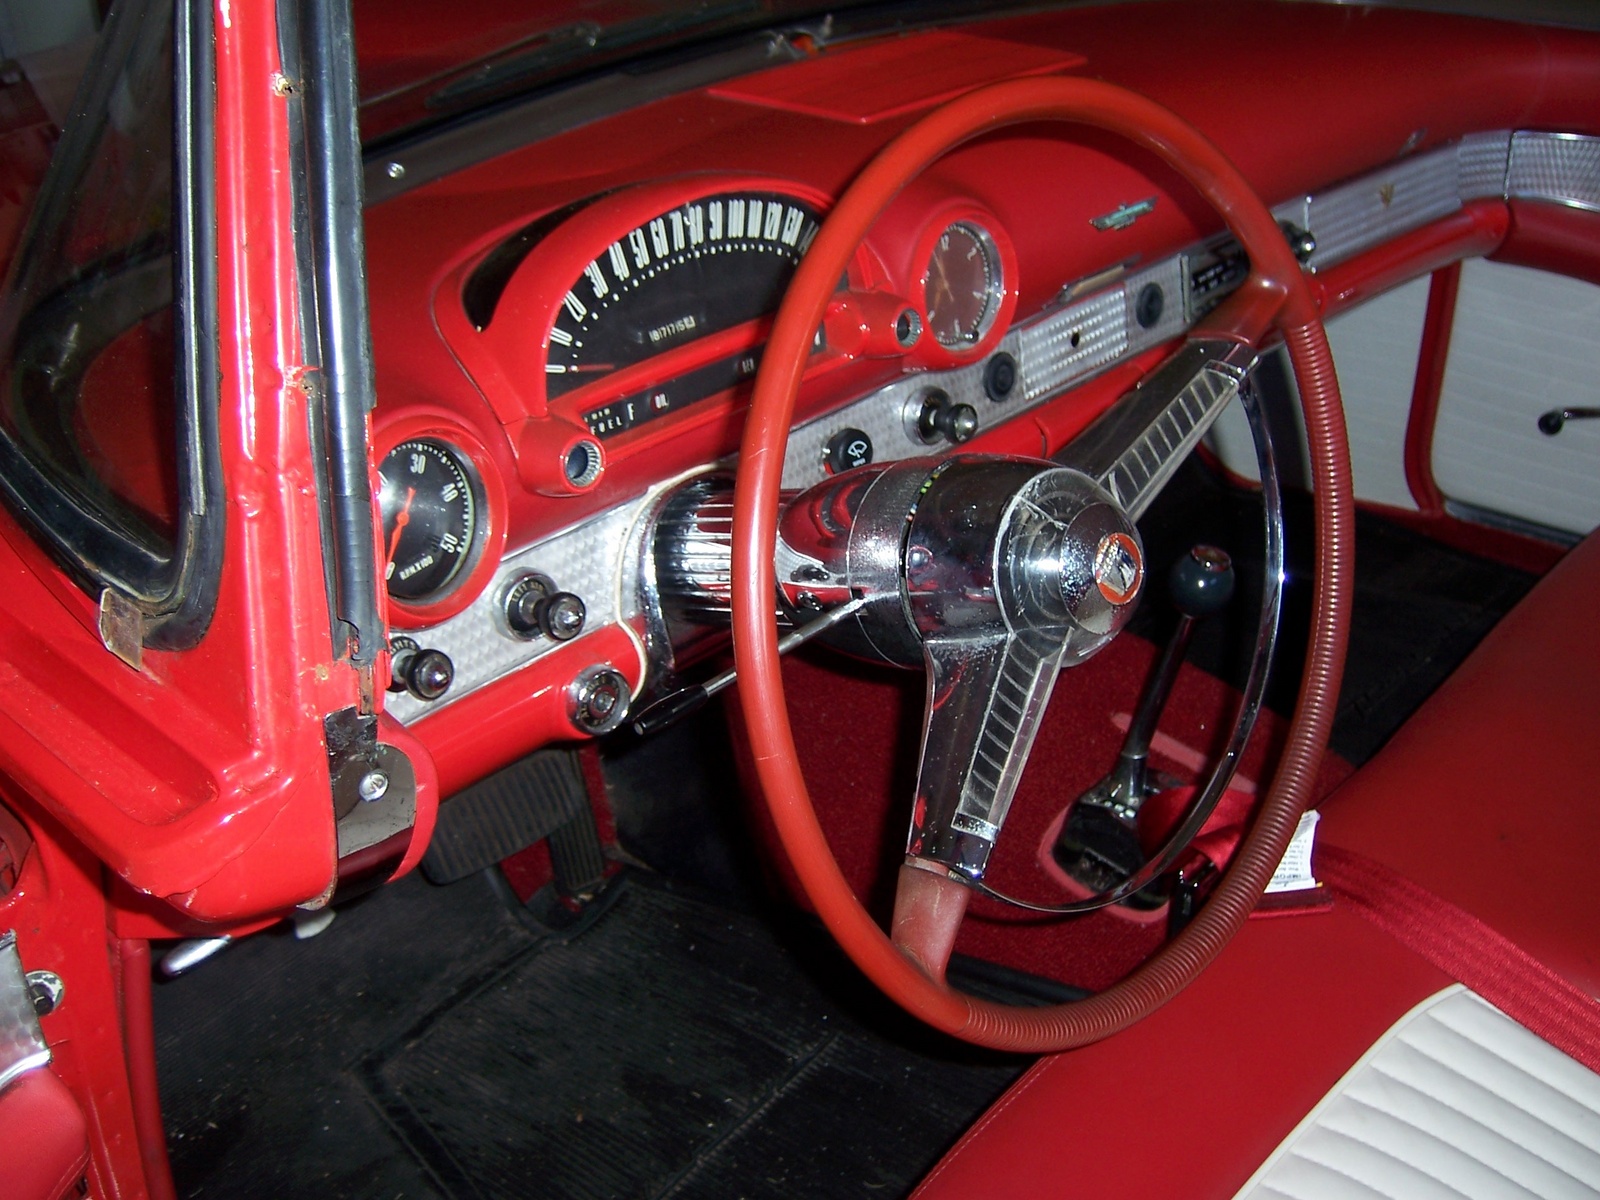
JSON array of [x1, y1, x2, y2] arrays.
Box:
[[359, 2, 1600, 795]]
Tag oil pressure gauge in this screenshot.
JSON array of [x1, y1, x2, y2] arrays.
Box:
[[379, 438, 483, 603], [923, 221, 1003, 349]]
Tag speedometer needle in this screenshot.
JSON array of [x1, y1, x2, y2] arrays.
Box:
[[387, 487, 416, 565]]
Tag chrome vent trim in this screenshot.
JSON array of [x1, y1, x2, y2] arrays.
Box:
[[1017, 288, 1128, 401], [1458, 130, 1514, 199]]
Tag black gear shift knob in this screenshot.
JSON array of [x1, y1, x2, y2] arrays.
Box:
[[1168, 544, 1234, 619]]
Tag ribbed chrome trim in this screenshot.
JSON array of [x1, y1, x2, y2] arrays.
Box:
[[1098, 343, 1252, 521], [1289, 145, 1465, 269], [1458, 130, 1514, 199], [652, 474, 736, 624], [1018, 289, 1129, 401], [1509, 130, 1600, 212]]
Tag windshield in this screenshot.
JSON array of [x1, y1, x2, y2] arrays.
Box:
[[354, 0, 871, 144]]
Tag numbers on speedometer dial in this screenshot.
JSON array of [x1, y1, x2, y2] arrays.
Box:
[[545, 191, 821, 402], [378, 439, 482, 603]]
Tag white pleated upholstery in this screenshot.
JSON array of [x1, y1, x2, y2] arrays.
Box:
[[1235, 986, 1600, 1200]]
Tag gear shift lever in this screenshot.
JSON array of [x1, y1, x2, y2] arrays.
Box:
[[1052, 545, 1235, 898]]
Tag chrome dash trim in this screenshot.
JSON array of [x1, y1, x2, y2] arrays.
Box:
[[1286, 143, 1466, 270], [385, 493, 656, 721], [0, 931, 49, 1093], [1508, 130, 1600, 212]]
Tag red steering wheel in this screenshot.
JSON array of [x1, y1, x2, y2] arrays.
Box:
[[732, 76, 1352, 1053]]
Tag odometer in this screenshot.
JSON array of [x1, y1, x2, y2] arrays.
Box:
[[379, 439, 482, 603], [545, 191, 820, 398]]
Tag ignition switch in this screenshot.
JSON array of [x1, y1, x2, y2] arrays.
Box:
[[568, 665, 631, 735]]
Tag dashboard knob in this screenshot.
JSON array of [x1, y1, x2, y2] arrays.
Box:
[[389, 638, 454, 701], [914, 390, 979, 446], [540, 592, 587, 641], [938, 402, 979, 444], [823, 427, 874, 474], [505, 576, 548, 636], [568, 665, 630, 735], [983, 352, 1019, 402]]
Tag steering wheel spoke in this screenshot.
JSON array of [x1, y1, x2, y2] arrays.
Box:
[[908, 631, 1066, 881], [1056, 337, 1257, 521]]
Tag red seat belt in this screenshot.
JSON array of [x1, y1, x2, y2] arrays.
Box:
[[1316, 843, 1600, 1074]]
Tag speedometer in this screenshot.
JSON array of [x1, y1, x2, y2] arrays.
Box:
[[545, 191, 821, 403]]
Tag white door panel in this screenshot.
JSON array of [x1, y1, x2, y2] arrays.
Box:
[[1206, 277, 1428, 511], [1434, 259, 1600, 536]]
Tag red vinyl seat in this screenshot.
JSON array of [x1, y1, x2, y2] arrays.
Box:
[[0, 1068, 90, 1200], [1316, 528, 1600, 996], [915, 528, 1600, 1198]]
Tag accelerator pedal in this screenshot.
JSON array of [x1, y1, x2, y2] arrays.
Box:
[[422, 750, 604, 896]]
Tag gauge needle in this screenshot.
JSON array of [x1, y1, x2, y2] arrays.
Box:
[[387, 487, 416, 564], [547, 363, 617, 374]]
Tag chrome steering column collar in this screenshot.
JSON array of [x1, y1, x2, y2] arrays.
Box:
[[773, 455, 1146, 880]]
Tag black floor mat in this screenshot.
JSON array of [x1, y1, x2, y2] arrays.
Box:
[[155, 871, 1027, 1200]]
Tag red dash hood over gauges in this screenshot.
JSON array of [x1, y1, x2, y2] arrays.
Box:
[[433, 177, 870, 491]]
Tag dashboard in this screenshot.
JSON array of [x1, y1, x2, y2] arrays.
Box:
[[356, 2, 1600, 789]]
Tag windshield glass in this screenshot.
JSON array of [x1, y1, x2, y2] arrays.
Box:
[[353, 0, 851, 144], [0, 0, 220, 646], [0, 0, 177, 553]]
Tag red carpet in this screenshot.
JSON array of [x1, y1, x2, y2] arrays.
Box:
[[741, 636, 1352, 991]]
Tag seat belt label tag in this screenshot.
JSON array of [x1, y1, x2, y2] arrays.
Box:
[[1265, 810, 1321, 894]]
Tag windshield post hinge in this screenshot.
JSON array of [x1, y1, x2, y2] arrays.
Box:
[[98, 589, 145, 670], [314, 707, 417, 908]]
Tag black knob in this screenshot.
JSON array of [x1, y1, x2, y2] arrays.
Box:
[[823, 427, 874, 474], [983, 352, 1019, 402], [390, 638, 454, 701], [1134, 282, 1165, 329], [917, 391, 978, 445], [540, 592, 587, 641], [1168, 545, 1235, 619], [939, 402, 978, 443], [505, 574, 550, 637], [505, 583, 546, 636], [1279, 219, 1317, 264]]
